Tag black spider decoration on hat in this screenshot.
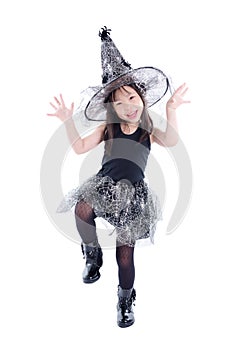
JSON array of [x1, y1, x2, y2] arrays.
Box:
[[99, 26, 112, 41]]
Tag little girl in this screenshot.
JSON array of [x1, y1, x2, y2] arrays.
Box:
[[47, 27, 190, 328]]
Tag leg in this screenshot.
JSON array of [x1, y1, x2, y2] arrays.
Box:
[[74, 200, 103, 283], [116, 245, 135, 289], [74, 200, 98, 245], [116, 244, 136, 328]]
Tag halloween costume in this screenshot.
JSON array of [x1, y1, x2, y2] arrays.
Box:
[[57, 123, 162, 247], [57, 26, 172, 327]]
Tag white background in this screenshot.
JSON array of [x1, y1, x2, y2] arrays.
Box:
[[1, 0, 234, 349]]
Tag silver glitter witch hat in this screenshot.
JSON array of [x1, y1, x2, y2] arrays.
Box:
[[99, 26, 132, 84], [84, 26, 172, 121]]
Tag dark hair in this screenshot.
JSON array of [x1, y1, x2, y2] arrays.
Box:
[[103, 83, 153, 154]]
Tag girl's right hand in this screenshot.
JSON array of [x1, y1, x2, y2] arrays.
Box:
[[47, 94, 74, 122]]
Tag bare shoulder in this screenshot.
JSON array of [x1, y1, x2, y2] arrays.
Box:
[[150, 128, 158, 144], [150, 133, 154, 144]]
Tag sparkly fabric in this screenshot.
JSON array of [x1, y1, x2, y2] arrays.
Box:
[[83, 27, 173, 122], [99, 26, 132, 84], [57, 175, 162, 247], [85, 68, 171, 122]]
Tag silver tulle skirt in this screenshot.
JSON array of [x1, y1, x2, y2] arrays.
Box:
[[57, 175, 162, 247]]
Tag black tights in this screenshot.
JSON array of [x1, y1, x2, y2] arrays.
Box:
[[75, 200, 135, 289], [75, 200, 97, 245], [116, 245, 135, 289]]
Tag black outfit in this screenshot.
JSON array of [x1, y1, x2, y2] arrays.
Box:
[[57, 124, 161, 247], [98, 123, 150, 184]]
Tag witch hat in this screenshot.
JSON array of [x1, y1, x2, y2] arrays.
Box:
[[84, 26, 172, 121], [99, 26, 132, 84]]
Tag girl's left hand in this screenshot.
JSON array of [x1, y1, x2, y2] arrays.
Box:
[[166, 83, 190, 110]]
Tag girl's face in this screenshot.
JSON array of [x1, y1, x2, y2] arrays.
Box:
[[112, 85, 144, 123]]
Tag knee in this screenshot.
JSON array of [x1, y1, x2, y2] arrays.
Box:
[[74, 201, 81, 219], [117, 255, 134, 270], [74, 200, 95, 222]]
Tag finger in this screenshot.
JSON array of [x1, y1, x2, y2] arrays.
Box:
[[54, 96, 61, 105], [175, 83, 187, 94], [178, 99, 191, 105], [59, 93, 65, 108], [70, 102, 74, 112], [180, 87, 189, 97], [49, 102, 58, 110]]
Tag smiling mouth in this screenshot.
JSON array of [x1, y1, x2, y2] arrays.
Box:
[[127, 110, 138, 119]]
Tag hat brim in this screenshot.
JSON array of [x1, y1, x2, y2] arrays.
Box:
[[84, 66, 171, 121]]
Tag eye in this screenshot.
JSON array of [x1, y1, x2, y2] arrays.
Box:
[[129, 95, 136, 100]]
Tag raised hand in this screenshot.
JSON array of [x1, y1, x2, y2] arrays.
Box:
[[166, 83, 190, 110], [47, 94, 74, 122]]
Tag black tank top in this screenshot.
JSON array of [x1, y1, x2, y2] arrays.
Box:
[[97, 124, 151, 184]]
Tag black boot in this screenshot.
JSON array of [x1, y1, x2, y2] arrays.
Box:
[[117, 286, 136, 328], [81, 240, 103, 284]]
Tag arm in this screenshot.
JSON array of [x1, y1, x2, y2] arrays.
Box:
[[151, 83, 190, 147], [64, 119, 105, 154], [47, 94, 106, 154]]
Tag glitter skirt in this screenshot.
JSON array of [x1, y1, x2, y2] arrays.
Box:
[[57, 175, 162, 247]]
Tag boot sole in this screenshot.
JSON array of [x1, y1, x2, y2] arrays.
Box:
[[117, 320, 135, 328], [82, 271, 101, 284]]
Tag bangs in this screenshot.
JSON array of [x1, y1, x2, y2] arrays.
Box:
[[110, 86, 133, 103], [107, 84, 146, 106]]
